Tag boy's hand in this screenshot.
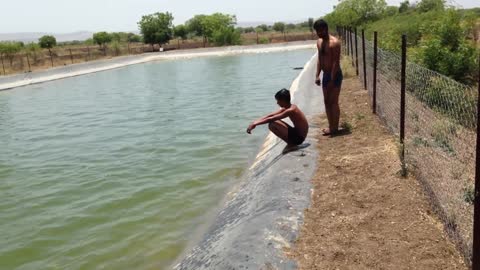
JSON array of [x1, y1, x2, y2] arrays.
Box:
[[246, 123, 256, 134], [315, 77, 321, 86]]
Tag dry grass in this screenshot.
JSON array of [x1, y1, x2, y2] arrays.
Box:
[[286, 76, 467, 269]]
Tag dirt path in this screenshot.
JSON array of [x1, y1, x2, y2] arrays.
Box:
[[286, 77, 467, 269]]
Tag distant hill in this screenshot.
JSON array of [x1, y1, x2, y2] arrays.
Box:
[[0, 31, 95, 43]]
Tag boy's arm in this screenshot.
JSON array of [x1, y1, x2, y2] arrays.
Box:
[[315, 40, 322, 85], [259, 108, 285, 121], [247, 109, 291, 133]]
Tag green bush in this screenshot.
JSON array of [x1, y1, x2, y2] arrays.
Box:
[[258, 37, 270, 44], [212, 27, 241, 46]]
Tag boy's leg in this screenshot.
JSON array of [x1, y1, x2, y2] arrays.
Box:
[[323, 86, 333, 135], [330, 86, 341, 131], [268, 120, 290, 143]]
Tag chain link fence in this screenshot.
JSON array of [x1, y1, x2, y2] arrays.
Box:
[[340, 27, 478, 265]]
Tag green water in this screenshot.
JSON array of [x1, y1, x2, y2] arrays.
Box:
[[0, 49, 315, 270]]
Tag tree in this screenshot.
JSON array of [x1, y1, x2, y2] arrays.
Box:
[[0, 42, 22, 66], [244, 27, 255, 33], [417, 0, 445, 13], [202, 13, 237, 39], [212, 26, 241, 46], [138, 12, 174, 47], [308, 18, 314, 31], [174, 25, 188, 41], [399, 1, 410, 13], [324, 0, 387, 27], [256, 24, 269, 32], [186, 14, 208, 37], [419, 9, 476, 83], [273, 22, 286, 33], [93, 32, 112, 55], [39, 35, 57, 67], [185, 13, 236, 46], [127, 33, 142, 43], [286, 23, 297, 31], [26, 42, 41, 63]]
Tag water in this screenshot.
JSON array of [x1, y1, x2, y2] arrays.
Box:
[[0, 49, 315, 270]]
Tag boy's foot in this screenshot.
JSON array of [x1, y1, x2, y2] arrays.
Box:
[[282, 144, 300, 154], [322, 128, 338, 136]]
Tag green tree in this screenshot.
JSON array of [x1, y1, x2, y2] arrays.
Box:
[[273, 22, 286, 33], [127, 33, 142, 43], [39, 35, 57, 49], [308, 18, 314, 31], [244, 27, 255, 33], [110, 40, 122, 56], [256, 24, 269, 32], [39, 35, 56, 67], [173, 25, 188, 40], [325, 0, 387, 27], [0, 42, 22, 66], [419, 9, 476, 83], [202, 13, 237, 39], [186, 14, 208, 37], [417, 0, 445, 13], [212, 26, 242, 46], [399, 1, 410, 13], [26, 42, 41, 63], [138, 12, 174, 47], [93, 32, 112, 55], [286, 23, 297, 31]]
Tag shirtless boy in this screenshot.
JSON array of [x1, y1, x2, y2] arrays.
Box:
[[246, 89, 309, 153], [314, 19, 343, 136]]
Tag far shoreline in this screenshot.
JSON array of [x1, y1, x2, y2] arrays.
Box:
[[0, 40, 316, 91]]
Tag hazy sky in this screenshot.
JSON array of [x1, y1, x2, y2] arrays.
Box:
[[1, 0, 478, 33]]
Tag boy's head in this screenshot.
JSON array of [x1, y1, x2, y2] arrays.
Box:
[[313, 19, 329, 39], [275, 88, 291, 108]]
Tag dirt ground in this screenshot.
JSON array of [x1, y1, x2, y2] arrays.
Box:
[[286, 76, 467, 269]]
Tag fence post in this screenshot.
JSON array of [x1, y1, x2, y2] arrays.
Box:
[[1, 54, 5, 75], [69, 49, 74, 64], [49, 49, 54, 67], [473, 55, 480, 270], [355, 28, 359, 76], [362, 29, 367, 90], [373, 31, 378, 114], [400, 35, 407, 161], [347, 28, 350, 56], [26, 53, 31, 72], [350, 28, 354, 64]]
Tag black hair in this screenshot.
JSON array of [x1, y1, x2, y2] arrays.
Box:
[[275, 88, 291, 103], [313, 19, 328, 32]]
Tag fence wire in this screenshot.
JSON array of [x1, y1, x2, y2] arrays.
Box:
[[347, 29, 477, 262]]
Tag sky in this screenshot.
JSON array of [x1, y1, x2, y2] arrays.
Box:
[[0, 0, 478, 33]]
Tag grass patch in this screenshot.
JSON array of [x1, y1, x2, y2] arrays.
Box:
[[431, 120, 456, 154], [463, 185, 475, 205]]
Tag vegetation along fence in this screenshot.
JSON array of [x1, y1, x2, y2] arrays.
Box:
[[338, 26, 480, 269]]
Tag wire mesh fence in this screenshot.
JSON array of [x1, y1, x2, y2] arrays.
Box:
[[0, 32, 317, 76], [341, 27, 478, 265]]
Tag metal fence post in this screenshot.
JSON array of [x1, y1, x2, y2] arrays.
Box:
[[346, 28, 350, 56], [350, 28, 354, 64], [1, 54, 5, 75], [355, 28, 359, 76], [373, 31, 378, 114], [362, 29, 367, 90], [26, 53, 31, 72], [473, 55, 480, 270], [400, 35, 407, 159], [69, 49, 74, 64]]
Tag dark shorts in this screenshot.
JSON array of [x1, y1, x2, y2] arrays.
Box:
[[288, 126, 305, 145], [323, 69, 343, 88]]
